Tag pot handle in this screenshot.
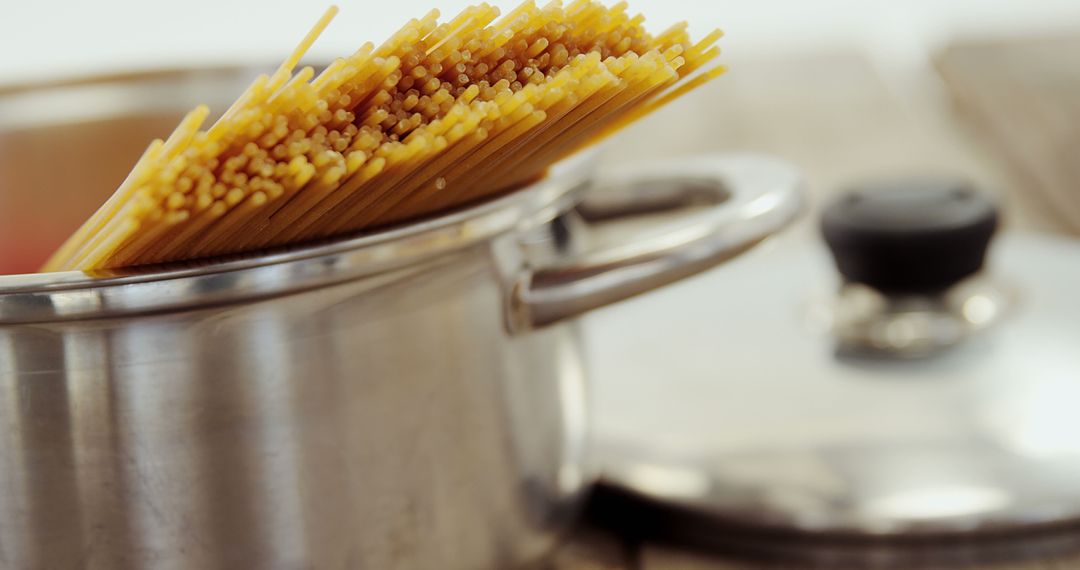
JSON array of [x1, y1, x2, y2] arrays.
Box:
[[513, 153, 804, 328]]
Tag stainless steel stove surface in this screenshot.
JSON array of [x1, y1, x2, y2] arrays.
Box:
[[564, 43, 1080, 570], [570, 233, 1080, 570]]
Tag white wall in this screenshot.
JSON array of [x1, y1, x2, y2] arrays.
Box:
[[3, 0, 1080, 85]]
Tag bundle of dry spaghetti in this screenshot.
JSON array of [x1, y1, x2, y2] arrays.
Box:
[[43, 0, 724, 271]]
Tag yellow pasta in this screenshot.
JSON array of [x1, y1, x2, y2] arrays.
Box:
[[43, 0, 724, 272]]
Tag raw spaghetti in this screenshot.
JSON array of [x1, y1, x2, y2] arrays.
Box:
[[43, 0, 724, 271]]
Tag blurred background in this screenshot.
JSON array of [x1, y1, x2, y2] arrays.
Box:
[[4, 0, 1080, 80], [4, 0, 1080, 241]]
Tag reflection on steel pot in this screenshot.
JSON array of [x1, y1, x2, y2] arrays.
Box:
[[0, 69, 803, 569]]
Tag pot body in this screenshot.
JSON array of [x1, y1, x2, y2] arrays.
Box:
[[0, 67, 598, 569], [0, 238, 588, 570]]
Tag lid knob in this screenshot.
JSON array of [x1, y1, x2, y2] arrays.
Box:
[[821, 179, 999, 294]]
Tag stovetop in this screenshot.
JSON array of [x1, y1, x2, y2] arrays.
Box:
[[570, 37, 1080, 569]]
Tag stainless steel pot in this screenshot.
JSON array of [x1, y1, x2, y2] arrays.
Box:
[[0, 68, 802, 569]]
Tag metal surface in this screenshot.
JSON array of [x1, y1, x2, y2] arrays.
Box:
[[828, 277, 1011, 357], [589, 231, 1080, 538], [1, 253, 591, 569], [0, 68, 803, 569], [516, 156, 804, 329]]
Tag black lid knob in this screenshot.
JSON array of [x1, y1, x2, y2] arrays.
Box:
[[821, 179, 999, 294]]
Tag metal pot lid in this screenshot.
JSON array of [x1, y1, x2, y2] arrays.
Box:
[[586, 177, 1080, 539]]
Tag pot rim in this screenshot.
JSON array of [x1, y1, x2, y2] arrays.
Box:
[[0, 65, 597, 323], [0, 154, 591, 323]]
